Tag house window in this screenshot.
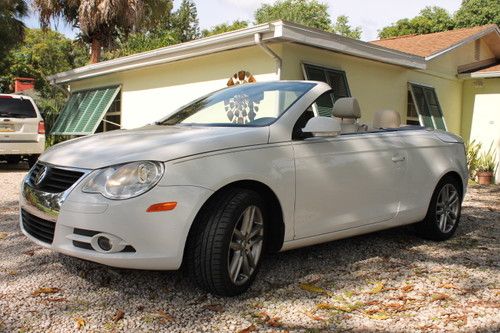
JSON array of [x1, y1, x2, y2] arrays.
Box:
[[408, 83, 447, 130], [302, 64, 351, 117], [96, 92, 121, 133]]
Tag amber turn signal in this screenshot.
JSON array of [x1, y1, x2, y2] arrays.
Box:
[[146, 202, 177, 212]]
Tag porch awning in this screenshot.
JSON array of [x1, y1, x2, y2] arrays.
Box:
[[51, 86, 121, 135]]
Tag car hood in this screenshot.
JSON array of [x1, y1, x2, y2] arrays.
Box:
[[40, 125, 270, 169]]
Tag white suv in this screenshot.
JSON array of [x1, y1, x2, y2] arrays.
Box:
[[0, 94, 45, 167]]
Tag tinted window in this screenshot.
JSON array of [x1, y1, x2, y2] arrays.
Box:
[[0, 98, 37, 118]]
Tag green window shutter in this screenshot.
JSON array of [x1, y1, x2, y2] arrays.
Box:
[[303, 64, 350, 117], [409, 83, 446, 130], [51, 86, 121, 135]]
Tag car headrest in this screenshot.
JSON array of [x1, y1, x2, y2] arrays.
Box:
[[332, 97, 361, 119], [373, 110, 401, 128]]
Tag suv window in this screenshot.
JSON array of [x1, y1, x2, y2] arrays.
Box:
[[0, 98, 37, 118]]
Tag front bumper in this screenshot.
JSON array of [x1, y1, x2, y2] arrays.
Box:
[[19, 167, 213, 270]]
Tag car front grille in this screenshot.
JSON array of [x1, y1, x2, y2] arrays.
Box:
[[21, 209, 55, 244], [29, 163, 85, 193]]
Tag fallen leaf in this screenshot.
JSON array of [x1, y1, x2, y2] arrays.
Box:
[[401, 285, 414, 292], [74, 317, 85, 330], [431, 293, 450, 301], [369, 282, 385, 294], [31, 287, 60, 297], [367, 311, 390, 320], [137, 305, 144, 311], [304, 311, 324, 321], [238, 324, 256, 333], [299, 283, 332, 296], [440, 283, 460, 290], [47, 297, 66, 302], [203, 304, 224, 312], [156, 310, 173, 324], [23, 250, 35, 256], [266, 316, 282, 327], [316, 303, 335, 310], [0, 232, 7, 240], [7, 271, 17, 276], [112, 309, 125, 322]]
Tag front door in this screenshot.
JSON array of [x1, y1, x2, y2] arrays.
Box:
[[293, 132, 407, 239]]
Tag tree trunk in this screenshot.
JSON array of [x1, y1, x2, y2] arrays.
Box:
[[90, 39, 101, 64]]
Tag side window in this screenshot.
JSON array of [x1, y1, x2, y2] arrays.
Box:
[[303, 64, 351, 116], [292, 91, 333, 140], [408, 83, 446, 130]]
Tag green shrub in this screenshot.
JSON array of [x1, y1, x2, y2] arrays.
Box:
[[466, 140, 482, 179]]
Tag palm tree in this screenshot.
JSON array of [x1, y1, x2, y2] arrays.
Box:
[[33, 0, 173, 64], [0, 0, 28, 59]]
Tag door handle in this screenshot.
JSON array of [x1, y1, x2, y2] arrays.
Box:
[[392, 154, 406, 162]]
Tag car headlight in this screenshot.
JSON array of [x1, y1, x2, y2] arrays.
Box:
[[82, 161, 164, 200]]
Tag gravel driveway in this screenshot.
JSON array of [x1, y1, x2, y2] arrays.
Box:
[[1, 164, 499, 333]]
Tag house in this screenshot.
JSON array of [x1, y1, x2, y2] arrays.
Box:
[[48, 21, 500, 181]]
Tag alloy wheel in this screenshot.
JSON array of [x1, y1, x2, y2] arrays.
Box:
[[228, 205, 264, 286], [435, 184, 460, 233]]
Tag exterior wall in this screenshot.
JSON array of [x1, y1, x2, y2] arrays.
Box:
[[280, 43, 407, 126], [70, 45, 279, 129], [427, 39, 495, 75], [462, 78, 500, 182], [280, 43, 463, 134]]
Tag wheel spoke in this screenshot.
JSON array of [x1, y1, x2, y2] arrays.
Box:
[[436, 208, 445, 216], [230, 241, 242, 251], [246, 251, 255, 269], [248, 223, 263, 239], [448, 196, 459, 207], [447, 192, 457, 205], [233, 228, 244, 240], [449, 211, 457, 220], [241, 252, 251, 275], [439, 214, 447, 231], [241, 207, 255, 236], [229, 251, 243, 282], [249, 235, 263, 247]]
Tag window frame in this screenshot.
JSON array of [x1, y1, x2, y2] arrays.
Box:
[[408, 82, 447, 131], [301, 63, 351, 117]]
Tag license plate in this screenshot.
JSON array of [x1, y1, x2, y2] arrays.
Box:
[[0, 125, 14, 132]]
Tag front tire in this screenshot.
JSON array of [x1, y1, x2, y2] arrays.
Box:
[[416, 176, 462, 241], [186, 189, 266, 296]]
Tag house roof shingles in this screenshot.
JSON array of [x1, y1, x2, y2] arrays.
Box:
[[371, 24, 499, 58]]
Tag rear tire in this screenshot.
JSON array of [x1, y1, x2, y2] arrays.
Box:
[[5, 155, 21, 164], [27, 155, 39, 168], [415, 176, 462, 241], [186, 189, 266, 296]]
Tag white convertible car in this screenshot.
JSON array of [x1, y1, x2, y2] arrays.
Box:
[[20, 81, 467, 296]]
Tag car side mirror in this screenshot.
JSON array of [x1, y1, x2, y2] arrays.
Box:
[[302, 116, 341, 137]]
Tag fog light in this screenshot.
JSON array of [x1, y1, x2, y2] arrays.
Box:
[[97, 236, 112, 251], [90, 233, 126, 253]]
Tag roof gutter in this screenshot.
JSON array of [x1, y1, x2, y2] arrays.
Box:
[[254, 33, 282, 79]]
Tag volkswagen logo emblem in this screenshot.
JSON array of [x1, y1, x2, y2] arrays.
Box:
[[34, 165, 48, 186]]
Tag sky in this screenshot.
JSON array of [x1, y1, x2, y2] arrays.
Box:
[[23, 0, 464, 41]]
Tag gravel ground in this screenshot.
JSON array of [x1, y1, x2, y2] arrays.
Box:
[[0, 163, 499, 333]]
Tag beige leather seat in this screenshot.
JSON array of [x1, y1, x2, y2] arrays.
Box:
[[373, 110, 401, 129], [332, 97, 365, 133]]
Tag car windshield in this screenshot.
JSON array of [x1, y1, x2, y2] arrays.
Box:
[[0, 97, 37, 118], [159, 82, 315, 127]]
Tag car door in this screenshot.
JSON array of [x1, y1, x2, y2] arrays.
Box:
[[292, 119, 407, 239]]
